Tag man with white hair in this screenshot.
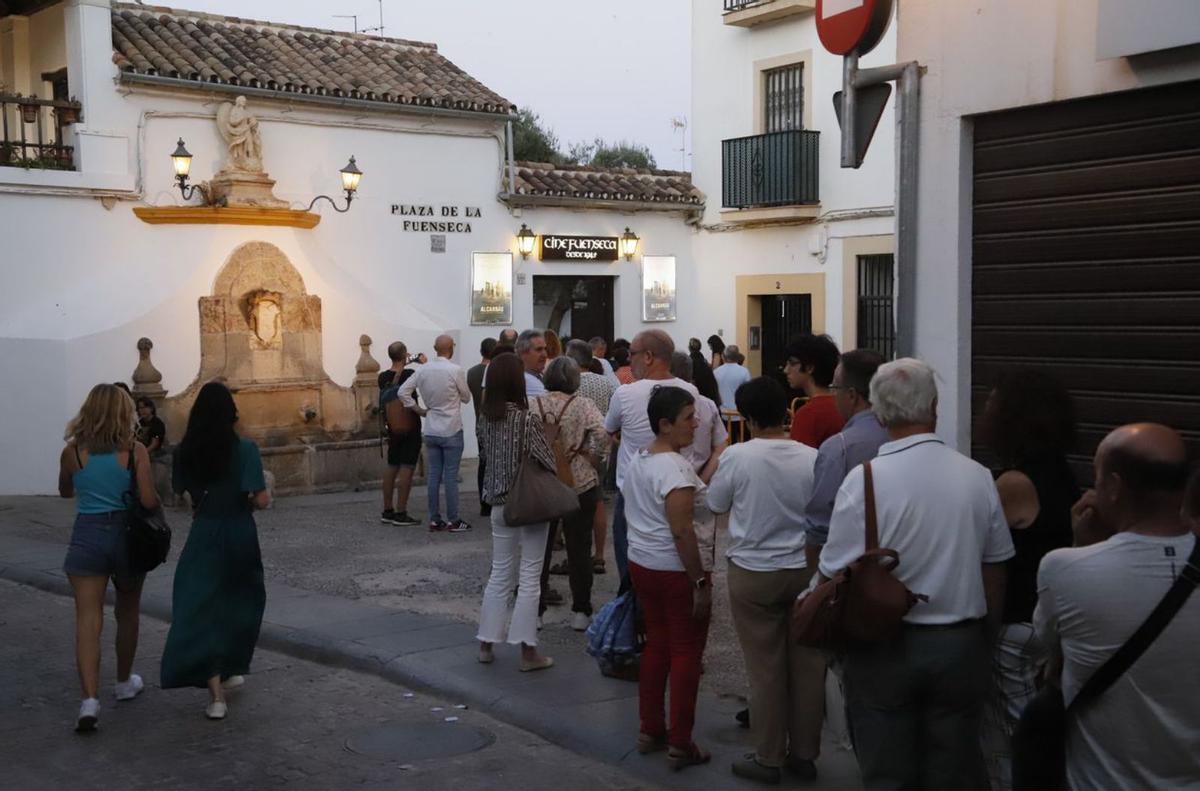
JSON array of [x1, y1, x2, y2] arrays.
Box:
[[819, 358, 1014, 789]]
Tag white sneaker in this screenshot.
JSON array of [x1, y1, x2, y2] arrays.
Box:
[[221, 675, 245, 690], [75, 698, 100, 732], [205, 701, 228, 720], [571, 612, 591, 632], [114, 673, 144, 701]]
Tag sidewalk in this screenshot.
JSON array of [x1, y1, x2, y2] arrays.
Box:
[[0, 524, 862, 790]]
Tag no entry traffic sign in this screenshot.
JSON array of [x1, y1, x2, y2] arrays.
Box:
[[816, 0, 894, 56]]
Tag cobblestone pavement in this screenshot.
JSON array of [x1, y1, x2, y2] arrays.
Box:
[[0, 579, 653, 790], [0, 464, 751, 707]]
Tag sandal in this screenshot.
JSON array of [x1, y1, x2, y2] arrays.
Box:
[[667, 743, 711, 772], [593, 558, 606, 574], [636, 733, 667, 755], [548, 559, 570, 576], [519, 655, 555, 673]]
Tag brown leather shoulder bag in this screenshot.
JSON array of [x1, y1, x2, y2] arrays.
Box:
[[791, 461, 926, 649]]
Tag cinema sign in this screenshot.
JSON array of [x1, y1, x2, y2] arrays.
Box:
[[539, 234, 619, 262]]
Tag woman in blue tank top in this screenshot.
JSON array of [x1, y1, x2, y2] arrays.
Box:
[[59, 383, 160, 733]]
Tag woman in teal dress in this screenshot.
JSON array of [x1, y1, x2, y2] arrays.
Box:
[[161, 382, 271, 720]]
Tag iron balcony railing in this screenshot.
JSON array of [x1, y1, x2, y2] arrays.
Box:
[[1, 94, 81, 170], [724, 0, 768, 11], [722, 129, 819, 209]]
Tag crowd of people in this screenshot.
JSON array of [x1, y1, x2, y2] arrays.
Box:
[[55, 327, 1198, 791]]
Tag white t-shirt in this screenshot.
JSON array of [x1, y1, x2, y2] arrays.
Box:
[[706, 438, 817, 571], [680, 393, 728, 473], [604, 377, 698, 489], [819, 434, 1015, 624], [622, 449, 707, 573], [1034, 532, 1200, 791]]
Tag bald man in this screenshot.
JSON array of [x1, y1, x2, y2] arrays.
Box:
[[604, 330, 700, 593], [400, 334, 472, 532], [1033, 423, 1198, 790]]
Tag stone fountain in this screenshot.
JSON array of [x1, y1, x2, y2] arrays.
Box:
[[132, 241, 385, 495]]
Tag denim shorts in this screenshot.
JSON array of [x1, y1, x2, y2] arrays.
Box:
[[62, 511, 144, 590]]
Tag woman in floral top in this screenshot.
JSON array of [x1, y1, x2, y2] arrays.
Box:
[[532, 356, 609, 632], [476, 353, 559, 672]]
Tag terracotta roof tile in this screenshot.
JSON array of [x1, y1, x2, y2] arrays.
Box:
[[110, 3, 514, 116], [512, 162, 705, 207]]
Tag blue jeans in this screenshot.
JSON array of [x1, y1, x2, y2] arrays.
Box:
[[613, 492, 631, 595], [425, 431, 464, 522]]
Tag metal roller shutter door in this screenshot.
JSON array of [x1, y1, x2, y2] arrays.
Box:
[[971, 80, 1200, 482]]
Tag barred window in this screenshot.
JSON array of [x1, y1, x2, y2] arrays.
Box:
[[764, 63, 803, 133], [857, 254, 895, 360]]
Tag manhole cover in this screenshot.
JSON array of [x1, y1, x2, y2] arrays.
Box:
[[345, 721, 495, 761]]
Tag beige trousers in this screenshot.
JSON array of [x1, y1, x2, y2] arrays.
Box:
[[728, 561, 827, 766]]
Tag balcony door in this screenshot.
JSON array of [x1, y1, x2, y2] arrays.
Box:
[[764, 63, 804, 133]]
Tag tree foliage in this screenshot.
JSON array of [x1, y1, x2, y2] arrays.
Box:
[[512, 107, 563, 164], [512, 108, 657, 170]]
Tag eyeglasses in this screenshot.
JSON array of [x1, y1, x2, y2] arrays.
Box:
[[828, 383, 843, 391], [785, 358, 801, 368]]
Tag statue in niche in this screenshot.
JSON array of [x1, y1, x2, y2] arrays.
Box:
[[246, 290, 283, 348], [216, 96, 264, 173]]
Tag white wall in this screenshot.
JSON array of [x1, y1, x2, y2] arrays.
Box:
[[690, 0, 897, 225], [897, 0, 1200, 450]]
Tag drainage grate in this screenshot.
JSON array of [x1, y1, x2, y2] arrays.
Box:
[[345, 721, 495, 762]]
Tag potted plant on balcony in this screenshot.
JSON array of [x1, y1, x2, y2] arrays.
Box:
[[16, 96, 40, 125], [53, 99, 81, 126]]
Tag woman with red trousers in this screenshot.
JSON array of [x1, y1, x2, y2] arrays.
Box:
[[621, 385, 713, 771]]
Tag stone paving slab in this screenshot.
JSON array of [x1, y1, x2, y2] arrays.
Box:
[[1, 521, 864, 790]]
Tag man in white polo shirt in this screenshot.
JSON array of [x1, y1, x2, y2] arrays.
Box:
[[605, 330, 698, 592], [820, 358, 1014, 790]]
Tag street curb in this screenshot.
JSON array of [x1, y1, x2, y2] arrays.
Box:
[[0, 565, 641, 777]]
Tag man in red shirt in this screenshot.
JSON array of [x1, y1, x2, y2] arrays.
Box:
[[785, 334, 845, 448]]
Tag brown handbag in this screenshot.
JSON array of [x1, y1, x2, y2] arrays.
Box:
[[791, 461, 926, 649]]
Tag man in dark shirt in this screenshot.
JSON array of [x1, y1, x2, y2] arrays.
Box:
[[466, 338, 498, 516], [379, 341, 426, 526]]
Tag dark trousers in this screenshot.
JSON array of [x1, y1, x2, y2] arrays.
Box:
[[537, 487, 598, 616], [843, 620, 991, 791], [612, 492, 632, 595], [630, 561, 710, 749], [477, 454, 490, 515], [561, 486, 600, 614]]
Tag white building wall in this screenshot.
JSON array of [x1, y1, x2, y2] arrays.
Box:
[[688, 0, 898, 360], [897, 0, 1200, 449]]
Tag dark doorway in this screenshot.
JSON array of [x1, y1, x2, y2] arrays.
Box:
[[532, 276, 615, 344], [761, 293, 812, 392]]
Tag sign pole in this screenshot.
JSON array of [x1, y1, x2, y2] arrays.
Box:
[[840, 52, 859, 169], [893, 61, 920, 359]]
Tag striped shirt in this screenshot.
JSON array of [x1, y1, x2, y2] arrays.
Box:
[[479, 404, 557, 506]]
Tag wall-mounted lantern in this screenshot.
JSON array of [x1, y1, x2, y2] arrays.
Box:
[[307, 155, 363, 213], [621, 227, 640, 261], [516, 223, 537, 259], [170, 138, 206, 201]]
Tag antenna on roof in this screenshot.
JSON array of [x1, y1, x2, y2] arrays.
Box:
[[333, 15, 359, 33], [671, 117, 688, 171], [361, 0, 385, 37]]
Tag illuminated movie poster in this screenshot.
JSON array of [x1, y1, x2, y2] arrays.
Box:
[[470, 252, 513, 326], [642, 255, 677, 322]]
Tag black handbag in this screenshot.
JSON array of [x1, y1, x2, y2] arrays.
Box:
[[1012, 536, 1200, 790], [124, 450, 172, 574]]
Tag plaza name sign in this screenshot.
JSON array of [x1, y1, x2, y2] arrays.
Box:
[[391, 203, 481, 233], [539, 235, 619, 262]]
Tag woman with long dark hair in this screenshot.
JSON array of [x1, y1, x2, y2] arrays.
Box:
[[59, 383, 159, 731], [476, 353, 559, 671], [687, 338, 721, 405], [706, 335, 726, 371], [977, 368, 1079, 791], [161, 382, 270, 720]]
